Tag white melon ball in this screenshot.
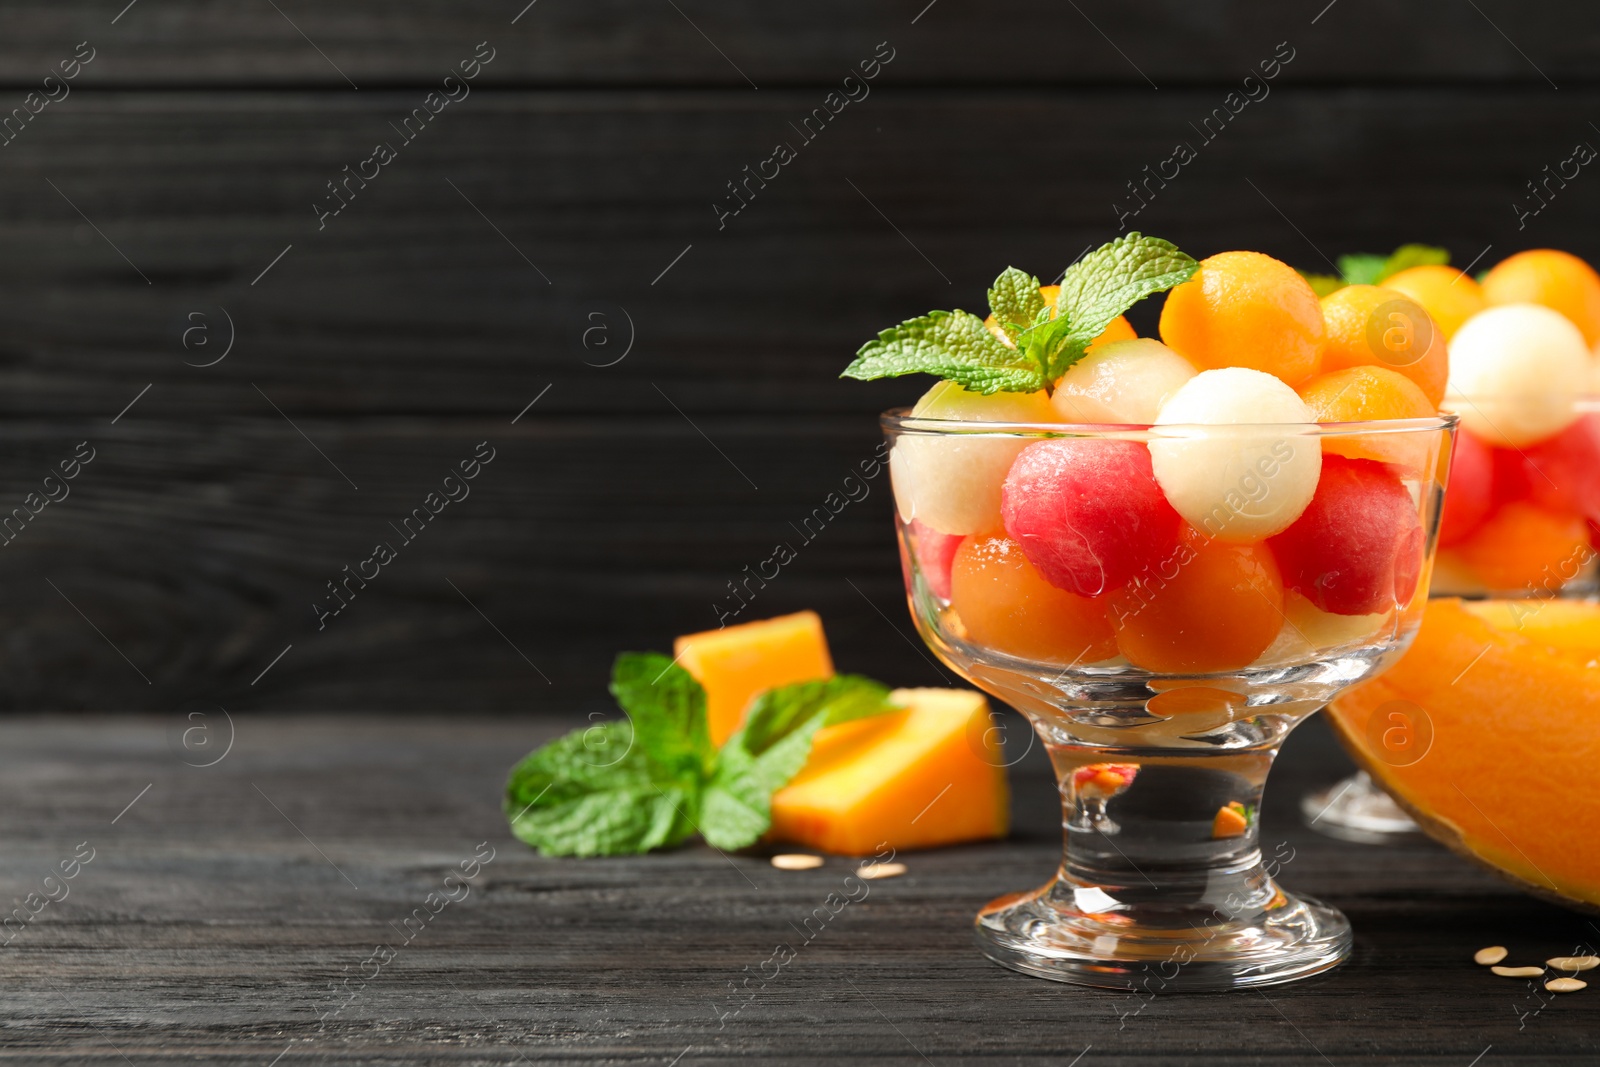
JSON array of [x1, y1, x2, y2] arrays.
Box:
[[891, 382, 1055, 535], [1446, 304, 1587, 447], [1149, 368, 1321, 542], [1050, 339, 1198, 425]]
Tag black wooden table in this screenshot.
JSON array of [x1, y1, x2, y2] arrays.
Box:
[[3, 711, 1591, 1065]]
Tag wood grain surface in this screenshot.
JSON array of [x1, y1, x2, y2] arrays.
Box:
[[2, 1, 1598, 87], [0, 712, 1591, 1065], [3, 79, 1600, 708], [2, 4, 1597, 1062]]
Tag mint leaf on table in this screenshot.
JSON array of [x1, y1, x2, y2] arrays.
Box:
[[701, 676, 895, 851], [842, 309, 1046, 394], [985, 267, 1048, 346], [504, 658, 901, 856], [1047, 233, 1198, 382], [841, 232, 1196, 395], [737, 675, 894, 754], [609, 652, 712, 778], [504, 721, 700, 857]]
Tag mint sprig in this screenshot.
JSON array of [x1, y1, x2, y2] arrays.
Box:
[[1301, 243, 1451, 297], [841, 232, 1197, 395], [504, 656, 896, 857], [842, 309, 1043, 395], [985, 267, 1048, 346]]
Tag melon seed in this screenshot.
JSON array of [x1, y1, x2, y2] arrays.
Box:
[[770, 854, 823, 871], [1546, 977, 1587, 993], [1547, 955, 1600, 972], [1474, 946, 1508, 966], [1490, 966, 1545, 978], [858, 862, 907, 880]]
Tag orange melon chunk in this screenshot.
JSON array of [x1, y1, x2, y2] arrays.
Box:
[[1212, 802, 1249, 839], [768, 688, 1009, 855], [675, 611, 834, 745], [1461, 599, 1600, 665], [1328, 598, 1600, 906]]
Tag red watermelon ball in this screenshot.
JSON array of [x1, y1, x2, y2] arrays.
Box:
[[1523, 413, 1600, 522], [909, 520, 963, 600], [1269, 455, 1424, 616], [1438, 429, 1495, 547], [1000, 439, 1182, 597]]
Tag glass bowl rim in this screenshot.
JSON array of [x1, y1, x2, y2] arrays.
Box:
[[881, 407, 1461, 439]]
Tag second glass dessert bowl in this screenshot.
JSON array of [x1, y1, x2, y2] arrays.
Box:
[[1304, 394, 1599, 841], [887, 408, 1456, 991]]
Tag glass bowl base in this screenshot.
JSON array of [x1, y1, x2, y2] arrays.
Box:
[[974, 882, 1351, 992], [1302, 771, 1420, 843]]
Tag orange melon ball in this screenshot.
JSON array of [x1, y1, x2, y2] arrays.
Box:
[[1086, 314, 1137, 355], [1481, 249, 1600, 347], [1381, 264, 1486, 342], [1299, 365, 1439, 471], [1318, 284, 1449, 406], [949, 535, 1117, 665], [1109, 528, 1286, 674], [1158, 250, 1326, 386], [1448, 501, 1591, 592]]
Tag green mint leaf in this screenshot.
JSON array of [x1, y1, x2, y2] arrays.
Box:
[[504, 721, 700, 857], [1299, 270, 1346, 298], [739, 675, 894, 755], [1336, 253, 1387, 286], [609, 653, 712, 778], [1050, 233, 1198, 381], [1376, 243, 1450, 282], [1338, 245, 1450, 287], [841, 309, 1045, 394], [985, 267, 1047, 345], [1016, 315, 1078, 383], [700, 676, 895, 851]]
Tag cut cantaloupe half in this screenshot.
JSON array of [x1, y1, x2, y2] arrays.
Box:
[[1460, 599, 1600, 666], [675, 611, 835, 745], [768, 688, 1009, 855], [1327, 597, 1600, 908]]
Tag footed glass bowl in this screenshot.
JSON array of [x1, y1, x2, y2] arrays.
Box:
[[1306, 395, 1598, 842], [886, 408, 1456, 991]]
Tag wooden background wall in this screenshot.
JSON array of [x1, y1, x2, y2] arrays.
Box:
[[0, 1, 1595, 711]]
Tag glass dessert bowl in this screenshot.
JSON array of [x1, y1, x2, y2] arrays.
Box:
[[886, 409, 1456, 991], [1306, 393, 1598, 841]]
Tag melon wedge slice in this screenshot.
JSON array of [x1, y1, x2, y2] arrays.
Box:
[[675, 611, 834, 745], [768, 688, 1009, 855], [1328, 598, 1600, 908]]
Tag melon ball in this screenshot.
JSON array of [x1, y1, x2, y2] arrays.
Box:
[[908, 519, 964, 600], [1437, 428, 1496, 546], [1255, 591, 1394, 665], [1446, 304, 1587, 447], [1268, 456, 1424, 616], [1000, 439, 1182, 597], [1050, 339, 1199, 425], [1148, 368, 1321, 542], [889, 382, 1056, 535]]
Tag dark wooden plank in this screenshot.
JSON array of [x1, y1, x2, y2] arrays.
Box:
[[0, 85, 1596, 708], [1, 86, 1598, 420], [2, 1, 1598, 87], [0, 416, 924, 711], [0, 712, 1591, 1063]]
